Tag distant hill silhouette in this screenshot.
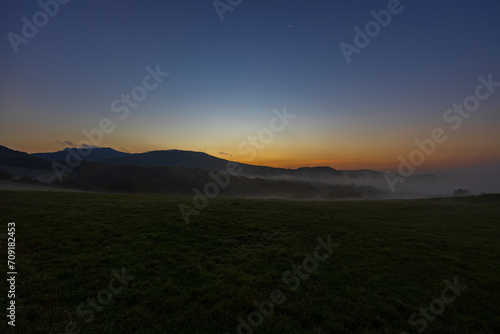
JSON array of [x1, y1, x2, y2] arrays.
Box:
[[0, 145, 52, 170], [99, 150, 350, 181], [30, 148, 349, 180], [101, 149, 229, 170], [0, 145, 448, 198], [24, 146, 425, 189], [33, 147, 130, 162]]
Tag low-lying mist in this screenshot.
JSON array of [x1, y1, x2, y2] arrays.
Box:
[[239, 161, 500, 199]]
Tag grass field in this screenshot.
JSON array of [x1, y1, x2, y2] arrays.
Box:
[[1, 191, 499, 333]]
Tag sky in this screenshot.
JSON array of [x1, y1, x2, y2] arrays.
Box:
[[1, 0, 499, 171]]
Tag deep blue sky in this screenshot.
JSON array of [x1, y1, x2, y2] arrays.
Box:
[[1, 0, 499, 170]]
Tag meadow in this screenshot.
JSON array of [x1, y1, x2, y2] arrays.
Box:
[[0, 191, 499, 333]]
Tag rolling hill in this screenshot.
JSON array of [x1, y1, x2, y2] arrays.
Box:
[[0, 145, 53, 170], [0, 145, 454, 198], [33, 147, 130, 162]]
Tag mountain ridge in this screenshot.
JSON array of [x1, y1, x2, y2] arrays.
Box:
[[0, 145, 450, 198], [33, 147, 130, 162]]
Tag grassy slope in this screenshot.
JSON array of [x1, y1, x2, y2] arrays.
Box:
[[0, 191, 499, 333]]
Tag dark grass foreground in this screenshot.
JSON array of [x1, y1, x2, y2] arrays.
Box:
[[0, 191, 499, 333]]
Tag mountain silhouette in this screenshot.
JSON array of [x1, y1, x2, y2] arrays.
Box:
[[26, 147, 390, 183], [101, 149, 229, 170], [0, 145, 448, 197], [33, 147, 130, 162], [0, 145, 52, 170]]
